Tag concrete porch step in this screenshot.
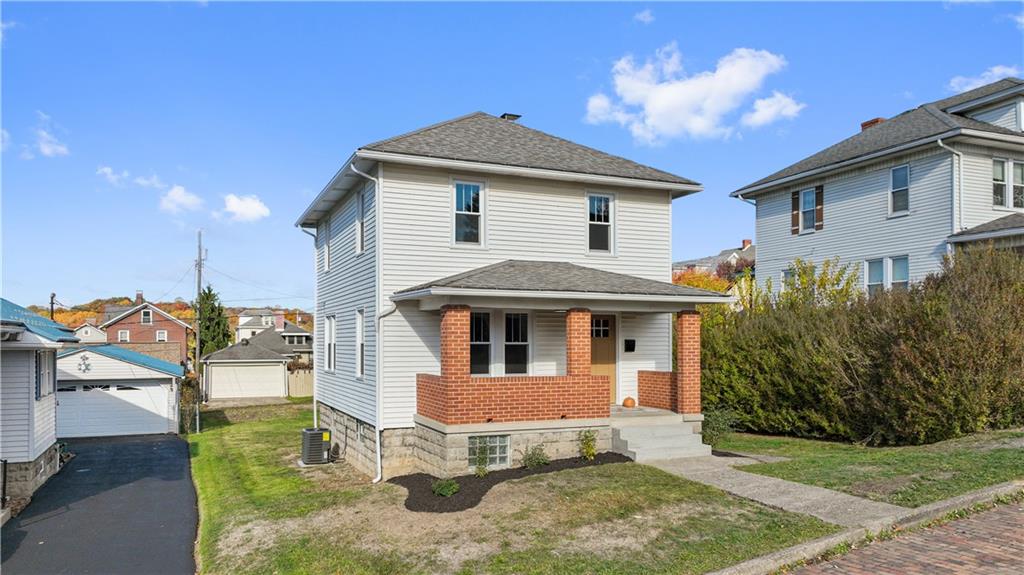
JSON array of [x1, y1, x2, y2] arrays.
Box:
[[611, 419, 711, 462], [613, 433, 705, 451], [615, 423, 699, 440], [625, 443, 712, 462]]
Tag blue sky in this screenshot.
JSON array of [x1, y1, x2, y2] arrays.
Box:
[[3, 2, 1021, 310]]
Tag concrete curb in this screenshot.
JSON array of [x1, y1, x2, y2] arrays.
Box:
[[707, 480, 1024, 575]]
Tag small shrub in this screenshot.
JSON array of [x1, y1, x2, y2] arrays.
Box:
[[520, 444, 550, 469], [473, 443, 489, 478], [700, 408, 737, 447], [431, 478, 460, 497], [578, 429, 598, 461]]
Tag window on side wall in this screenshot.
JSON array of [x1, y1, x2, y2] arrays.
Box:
[[454, 181, 483, 245], [470, 312, 491, 375], [355, 309, 365, 377], [156, 330, 168, 342], [325, 316, 336, 371], [1013, 163, 1024, 209], [866, 259, 884, 297], [890, 165, 909, 214], [781, 269, 795, 291], [800, 189, 816, 231], [35, 350, 55, 399], [588, 194, 612, 252], [118, 330, 130, 342], [993, 159, 1006, 207], [504, 313, 529, 375], [890, 256, 909, 290]]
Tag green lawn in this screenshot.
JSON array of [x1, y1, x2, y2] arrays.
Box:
[[189, 402, 838, 574], [718, 430, 1024, 507]]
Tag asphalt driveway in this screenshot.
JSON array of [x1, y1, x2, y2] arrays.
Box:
[[1, 435, 197, 575]]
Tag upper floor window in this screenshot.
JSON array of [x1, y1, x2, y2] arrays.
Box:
[[504, 313, 529, 375], [470, 312, 491, 375], [141, 309, 153, 324], [454, 181, 483, 245], [993, 159, 1006, 207], [890, 165, 909, 214], [355, 309, 365, 377], [262, 316, 274, 327], [588, 194, 612, 252], [800, 188, 816, 231], [356, 188, 366, 254], [324, 316, 336, 371], [156, 330, 168, 342], [118, 330, 130, 342], [1014, 163, 1024, 209]]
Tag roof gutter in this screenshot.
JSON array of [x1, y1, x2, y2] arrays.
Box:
[[354, 149, 702, 197], [391, 287, 735, 305], [948, 226, 1024, 244], [294, 152, 358, 228]]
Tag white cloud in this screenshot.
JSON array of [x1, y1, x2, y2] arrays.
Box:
[[96, 165, 130, 185], [35, 129, 69, 157], [0, 20, 16, 42], [585, 43, 796, 142], [134, 173, 167, 189], [19, 146, 34, 160], [1012, 12, 1024, 30], [948, 65, 1021, 93], [221, 194, 270, 222], [1, 129, 9, 151], [159, 185, 203, 214], [741, 91, 806, 128], [633, 9, 654, 24]]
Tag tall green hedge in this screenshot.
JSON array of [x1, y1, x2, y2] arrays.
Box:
[[702, 247, 1024, 445]]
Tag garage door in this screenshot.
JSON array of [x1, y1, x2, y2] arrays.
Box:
[[208, 363, 284, 398], [57, 379, 174, 438]]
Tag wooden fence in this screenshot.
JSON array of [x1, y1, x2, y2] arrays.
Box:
[[288, 369, 313, 397]]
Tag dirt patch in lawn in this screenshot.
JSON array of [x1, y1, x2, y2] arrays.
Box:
[[849, 475, 918, 499], [389, 452, 630, 513]]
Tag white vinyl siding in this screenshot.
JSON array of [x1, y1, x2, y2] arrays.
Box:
[[959, 144, 1024, 230], [1, 351, 34, 461], [966, 99, 1021, 132], [756, 150, 953, 292], [379, 163, 673, 428], [57, 350, 178, 381]]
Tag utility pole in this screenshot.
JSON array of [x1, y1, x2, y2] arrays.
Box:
[[49, 293, 56, 320], [195, 229, 204, 432]]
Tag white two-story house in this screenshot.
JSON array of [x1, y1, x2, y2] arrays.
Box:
[[734, 78, 1024, 293], [297, 112, 731, 480]]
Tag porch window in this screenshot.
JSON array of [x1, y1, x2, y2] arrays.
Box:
[[993, 159, 1006, 207], [891, 256, 909, 290], [890, 165, 909, 214], [588, 194, 612, 252], [1014, 163, 1024, 209], [504, 313, 529, 375], [454, 182, 483, 245], [468, 435, 509, 467], [866, 259, 884, 296], [470, 312, 490, 375]]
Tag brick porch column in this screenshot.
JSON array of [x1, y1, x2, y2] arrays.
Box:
[[565, 308, 591, 377], [440, 304, 471, 382], [675, 309, 701, 415]]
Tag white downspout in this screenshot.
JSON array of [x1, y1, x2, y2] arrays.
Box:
[[301, 227, 319, 427], [937, 138, 963, 236]]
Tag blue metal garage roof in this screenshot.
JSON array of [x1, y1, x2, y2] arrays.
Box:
[[1, 298, 80, 343]]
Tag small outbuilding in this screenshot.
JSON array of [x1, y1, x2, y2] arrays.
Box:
[[202, 339, 289, 399]]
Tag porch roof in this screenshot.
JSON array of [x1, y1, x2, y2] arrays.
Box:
[[392, 260, 733, 311], [948, 213, 1024, 244]]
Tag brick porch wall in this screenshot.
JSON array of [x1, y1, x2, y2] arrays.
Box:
[[637, 370, 676, 412], [636, 310, 701, 415]]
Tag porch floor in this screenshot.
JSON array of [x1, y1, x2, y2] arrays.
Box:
[[610, 405, 683, 427]]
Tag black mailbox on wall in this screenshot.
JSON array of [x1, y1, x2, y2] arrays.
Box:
[[624, 339, 636, 353]]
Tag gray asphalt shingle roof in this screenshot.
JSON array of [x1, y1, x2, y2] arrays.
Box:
[[950, 213, 1024, 238], [362, 112, 698, 186], [735, 79, 1024, 196], [202, 339, 288, 362], [395, 260, 728, 298]]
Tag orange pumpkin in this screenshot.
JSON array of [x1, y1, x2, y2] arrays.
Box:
[[622, 397, 637, 408]]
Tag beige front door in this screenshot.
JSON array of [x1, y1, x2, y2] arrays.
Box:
[[590, 315, 617, 403]]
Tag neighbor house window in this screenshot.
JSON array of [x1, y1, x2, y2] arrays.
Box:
[[356, 188, 366, 253], [118, 330, 130, 342], [800, 188, 816, 231], [993, 159, 1006, 207], [141, 309, 153, 325], [504, 313, 529, 375], [355, 308, 365, 377], [890, 165, 909, 214], [83, 328, 91, 336], [781, 269, 796, 292], [468, 435, 509, 467], [588, 194, 612, 252], [325, 316, 336, 371], [156, 330, 168, 342], [470, 312, 491, 375], [454, 181, 483, 244], [866, 259, 884, 297], [35, 351, 55, 399], [890, 256, 909, 290], [1014, 163, 1024, 209]]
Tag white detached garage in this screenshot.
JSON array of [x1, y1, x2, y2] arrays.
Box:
[[57, 345, 184, 438], [202, 339, 289, 399]]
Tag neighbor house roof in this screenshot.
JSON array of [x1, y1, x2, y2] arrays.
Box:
[[58, 344, 184, 377], [239, 308, 274, 316], [734, 78, 1024, 197], [0, 298, 80, 343], [99, 302, 192, 330], [244, 325, 312, 356], [393, 260, 729, 300], [948, 213, 1024, 242], [202, 339, 289, 362], [674, 243, 756, 270], [237, 317, 267, 329]]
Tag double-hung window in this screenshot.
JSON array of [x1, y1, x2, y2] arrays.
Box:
[[141, 309, 153, 325], [325, 316, 336, 371], [504, 313, 529, 375], [1014, 163, 1024, 209], [588, 194, 612, 252], [156, 330, 168, 342], [866, 259, 884, 297], [890, 256, 909, 290], [355, 309, 365, 377], [469, 312, 491, 375], [35, 351, 55, 399], [865, 256, 909, 294], [118, 330, 130, 343], [890, 165, 909, 214], [800, 188, 816, 231], [993, 159, 1007, 207], [454, 182, 483, 245]]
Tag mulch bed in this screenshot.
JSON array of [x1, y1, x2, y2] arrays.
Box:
[[388, 452, 631, 513]]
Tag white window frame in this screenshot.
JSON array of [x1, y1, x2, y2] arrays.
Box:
[[141, 309, 153, 325], [780, 269, 795, 292], [864, 255, 910, 293], [1013, 162, 1024, 210], [890, 255, 910, 290], [156, 330, 168, 342], [889, 164, 910, 216], [799, 188, 816, 233], [586, 192, 615, 254], [865, 259, 885, 296], [355, 308, 365, 378], [324, 316, 336, 372], [992, 158, 1007, 208], [502, 312, 531, 376], [118, 329, 130, 343], [356, 187, 366, 254], [469, 311, 492, 376], [35, 350, 55, 399], [451, 179, 486, 248]]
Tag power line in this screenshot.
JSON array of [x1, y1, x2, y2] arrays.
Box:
[[204, 264, 312, 300], [155, 263, 196, 304]]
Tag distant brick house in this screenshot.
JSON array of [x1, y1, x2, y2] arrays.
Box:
[[99, 291, 191, 366]]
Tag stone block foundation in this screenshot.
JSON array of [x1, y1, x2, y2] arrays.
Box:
[[5, 443, 61, 500]]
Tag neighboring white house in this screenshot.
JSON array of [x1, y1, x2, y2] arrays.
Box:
[[72, 321, 107, 343], [296, 111, 732, 479], [234, 308, 278, 341], [56, 344, 183, 438], [733, 77, 1024, 292], [1, 298, 79, 500]]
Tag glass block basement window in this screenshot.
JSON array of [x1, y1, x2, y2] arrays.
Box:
[[468, 435, 509, 466]]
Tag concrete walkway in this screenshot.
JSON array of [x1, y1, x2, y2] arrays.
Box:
[[649, 455, 905, 529]]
